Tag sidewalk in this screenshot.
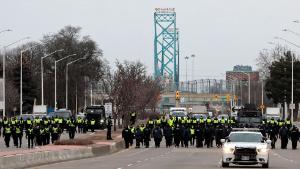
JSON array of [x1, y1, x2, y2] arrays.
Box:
[[0, 130, 124, 169]]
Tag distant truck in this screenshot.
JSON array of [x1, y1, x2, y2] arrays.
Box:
[[33, 105, 47, 114], [190, 105, 207, 114], [265, 107, 281, 121]]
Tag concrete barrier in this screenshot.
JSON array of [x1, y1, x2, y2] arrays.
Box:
[[0, 140, 125, 169]]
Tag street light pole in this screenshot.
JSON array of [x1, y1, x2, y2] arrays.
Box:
[[291, 54, 294, 122], [20, 44, 41, 115], [54, 53, 76, 110], [191, 54, 195, 81], [2, 36, 29, 117], [41, 49, 64, 106], [241, 72, 251, 104], [184, 56, 189, 91], [66, 57, 86, 109]]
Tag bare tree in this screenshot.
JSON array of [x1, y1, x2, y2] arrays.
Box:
[[256, 44, 289, 79]]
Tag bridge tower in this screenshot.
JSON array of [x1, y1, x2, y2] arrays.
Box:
[[154, 8, 179, 88]]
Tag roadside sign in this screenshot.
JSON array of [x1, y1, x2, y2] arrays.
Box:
[[289, 103, 295, 110], [180, 97, 185, 103], [104, 103, 112, 117]]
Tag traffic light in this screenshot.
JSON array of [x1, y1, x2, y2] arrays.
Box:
[[175, 91, 180, 100]]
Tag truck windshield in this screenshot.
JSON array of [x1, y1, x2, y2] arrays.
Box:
[[229, 133, 262, 143]]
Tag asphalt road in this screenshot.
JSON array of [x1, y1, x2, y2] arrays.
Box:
[[30, 140, 300, 169]]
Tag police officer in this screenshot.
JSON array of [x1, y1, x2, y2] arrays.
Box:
[[51, 124, 61, 143], [90, 118, 96, 132], [68, 119, 76, 139], [268, 125, 277, 149], [290, 125, 299, 149], [107, 116, 113, 140], [130, 112, 136, 125], [153, 126, 163, 148], [135, 126, 143, 148], [26, 125, 35, 148], [279, 125, 289, 149], [205, 125, 213, 148], [182, 126, 190, 148], [190, 125, 195, 146], [195, 124, 203, 148], [44, 125, 51, 145], [15, 124, 23, 148], [173, 124, 181, 147], [147, 118, 154, 131], [122, 126, 131, 148], [129, 126, 135, 146], [163, 124, 173, 148], [77, 117, 83, 133], [3, 124, 12, 148], [143, 124, 151, 148], [215, 125, 223, 148]]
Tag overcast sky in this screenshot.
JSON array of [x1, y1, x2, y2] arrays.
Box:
[[1, 0, 300, 81]]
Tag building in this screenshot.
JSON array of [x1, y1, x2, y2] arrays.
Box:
[[225, 65, 261, 106], [226, 65, 259, 81]]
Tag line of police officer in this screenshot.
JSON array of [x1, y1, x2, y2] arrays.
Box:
[[0, 116, 100, 148], [122, 116, 300, 150], [260, 118, 300, 150], [122, 116, 236, 149]]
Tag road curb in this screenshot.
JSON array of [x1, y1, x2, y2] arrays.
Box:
[[0, 140, 124, 169]]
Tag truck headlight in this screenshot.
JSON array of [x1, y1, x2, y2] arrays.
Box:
[[257, 148, 268, 154], [223, 147, 234, 154]]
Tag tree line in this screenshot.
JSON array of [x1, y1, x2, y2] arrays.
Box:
[[1, 26, 161, 121], [256, 45, 300, 119]]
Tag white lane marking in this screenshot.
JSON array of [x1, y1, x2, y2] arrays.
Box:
[[144, 158, 149, 161], [127, 164, 133, 167], [117, 168, 122, 169], [89, 132, 95, 135], [136, 160, 142, 163]]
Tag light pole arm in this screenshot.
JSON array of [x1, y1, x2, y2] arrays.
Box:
[[4, 37, 30, 49]]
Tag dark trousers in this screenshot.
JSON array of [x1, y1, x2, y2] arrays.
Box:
[[190, 135, 195, 146], [124, 139, 130, 148], [144, 139, 150, 148], [17, 134, 23, 147], [165, 137, 172, 147], [281, 138, 288, 149], [69, 130, 75, 139], [174, 137, 180, 147], [51, 133, 59, 143], [27, 135, 34, 148], [12, 134, 18, 147], [107, 129, 112, 140], [45, 134, 50, 145], [292, 140, 298, 149], [136, 139, 141, 148], [271, 138, 276, 149], [4, 134, 11, 147], [205, 137, 211, 148], [196, 138, 203, 148], [154, 138, 161, 148], [91, 125, 95, 132]]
